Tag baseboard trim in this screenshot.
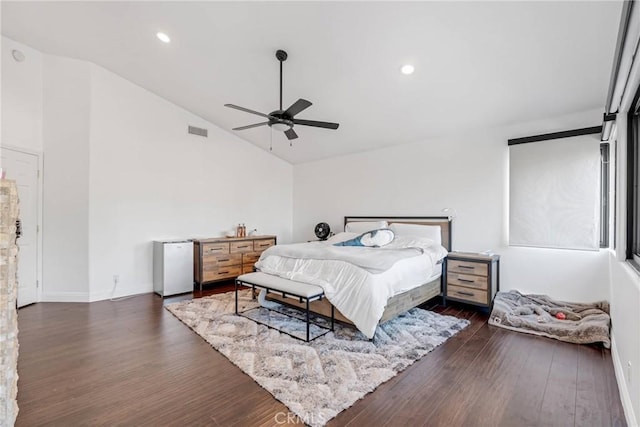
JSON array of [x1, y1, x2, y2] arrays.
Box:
[[89, 287, 153, 302], [611, 334, 639, 427], [41, 292, 90, 303]]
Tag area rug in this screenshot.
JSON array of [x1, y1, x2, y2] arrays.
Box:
[[489, 290, 611, 348], [166, 290, 469, 427]]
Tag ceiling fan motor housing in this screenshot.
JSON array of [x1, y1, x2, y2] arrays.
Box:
[[276, 50, 288, 61], [268, 110, 293, 129]]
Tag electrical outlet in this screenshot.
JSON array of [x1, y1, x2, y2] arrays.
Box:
[[113, 274, 119, 285], [627, 361, 632, 384]]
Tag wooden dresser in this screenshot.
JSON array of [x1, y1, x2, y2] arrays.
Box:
[[445, 252, 500, 309], [193, 235, 276, 291]]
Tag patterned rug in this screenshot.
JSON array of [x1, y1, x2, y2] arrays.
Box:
[[166, 290, 469, 427]]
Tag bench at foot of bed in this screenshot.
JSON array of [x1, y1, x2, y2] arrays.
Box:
[[235, 272, 334, 342]]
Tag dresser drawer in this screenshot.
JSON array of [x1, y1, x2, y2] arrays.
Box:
[[230, 241, 254, 254], [254, 238, 276, 251], [448, 272, 488, 290], [203, 266, 242, 282], [202, 242, 230, 256], [242, 252, 262, 264], [242, 264, 256, 274], [202, 253, 242, 269], [448, 259, 488, 276], [447, 285, 488, 305]]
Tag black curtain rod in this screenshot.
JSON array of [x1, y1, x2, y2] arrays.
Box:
[[507, 126, 602, 146]]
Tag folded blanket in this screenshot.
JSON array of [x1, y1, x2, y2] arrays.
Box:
[[489, 291, 610, 348]]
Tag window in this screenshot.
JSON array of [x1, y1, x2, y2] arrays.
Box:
[[509, 131, 602, 251], [627, 90, 640, 265], [600, 143, 610, 248]]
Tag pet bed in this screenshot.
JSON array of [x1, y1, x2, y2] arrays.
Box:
[[489, 290, 610, 348]]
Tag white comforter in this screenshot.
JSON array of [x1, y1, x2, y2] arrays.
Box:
[[255, 236, 447, 338]]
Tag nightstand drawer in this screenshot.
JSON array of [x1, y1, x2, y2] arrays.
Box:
[[447, 285, 488, 305], [448, 259, 488, 276], [448, 272, 488, 290]]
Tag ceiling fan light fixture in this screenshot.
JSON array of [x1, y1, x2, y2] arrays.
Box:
[[271, 122, 290, 132]]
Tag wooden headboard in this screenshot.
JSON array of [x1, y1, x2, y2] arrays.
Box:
[[343, 216, 452, 251]]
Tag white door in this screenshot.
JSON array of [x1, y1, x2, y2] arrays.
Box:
[[0, 148, 39, 307]]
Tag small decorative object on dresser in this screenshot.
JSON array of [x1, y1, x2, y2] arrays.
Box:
[[445, 252, 500, 309], [193, 235, 276, 291]]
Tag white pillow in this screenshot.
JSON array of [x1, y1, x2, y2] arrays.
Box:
[[389, 223, 442, 245], [345, 221, 389, 233], [360, 229, 395, 247]]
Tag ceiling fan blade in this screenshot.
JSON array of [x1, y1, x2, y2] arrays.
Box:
[[232, 122, 269, 131], [284, 99, 312, 117], [292, 119, 340, 130], [224, 104, 275, 120], [284, 128, 298, 140]]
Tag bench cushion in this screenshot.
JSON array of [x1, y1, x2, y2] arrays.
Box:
[[237, 272, 324, 299]]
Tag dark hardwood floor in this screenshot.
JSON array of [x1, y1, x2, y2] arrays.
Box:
[[16, 283, 626, 426]]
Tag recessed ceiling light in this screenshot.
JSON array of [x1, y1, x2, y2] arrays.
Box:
[[401, 64, 415, 75], [156, 32, 171, 43]]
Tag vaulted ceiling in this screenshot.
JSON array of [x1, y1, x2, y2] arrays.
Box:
[[2, 1, 622, 164]]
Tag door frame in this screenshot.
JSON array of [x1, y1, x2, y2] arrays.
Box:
[[1, 144, 43, 304]]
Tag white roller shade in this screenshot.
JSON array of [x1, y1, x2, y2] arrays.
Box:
[[509, 134, 600, 250]]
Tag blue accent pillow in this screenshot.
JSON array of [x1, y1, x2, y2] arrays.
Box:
[[333, 229, 395, 247]]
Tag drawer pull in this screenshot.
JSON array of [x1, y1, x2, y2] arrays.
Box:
[[459, 278, 475, 283], [238, 245, 250, 248], [458, 265, 475, 269], [456, 291, 475, 296], [219, 259, 229, 262], [219, 271, 229, 275]]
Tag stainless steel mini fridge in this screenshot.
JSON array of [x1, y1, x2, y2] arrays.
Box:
[[153, 239, 194, 297]]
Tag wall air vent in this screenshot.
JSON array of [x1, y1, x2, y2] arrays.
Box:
[[188, 125, 208, 137]]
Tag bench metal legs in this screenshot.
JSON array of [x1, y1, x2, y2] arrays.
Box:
[[234, 280, 239, 314], [234, 278, 335, 342], [306, 299, 310, 342]]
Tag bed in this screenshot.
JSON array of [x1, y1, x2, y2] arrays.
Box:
[[256, 216, 452, 338]]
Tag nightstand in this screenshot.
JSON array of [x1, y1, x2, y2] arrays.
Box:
[[445, 252, 500, 309]]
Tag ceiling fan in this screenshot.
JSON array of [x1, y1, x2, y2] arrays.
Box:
[[224, 49, 339, 141]]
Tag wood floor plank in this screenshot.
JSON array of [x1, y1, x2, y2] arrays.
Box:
[[15, 294, 625, 427], [575, 345, 613, 426], [498, 334, 557, 426], [538, 339, 580, 425]]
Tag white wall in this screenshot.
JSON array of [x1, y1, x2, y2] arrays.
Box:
[[87, 65, 292, 300], [41, 55, 91, 301], [1, 36, 43, 152], [2, 38, 293, 302], [293, 109, 610, 302]]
